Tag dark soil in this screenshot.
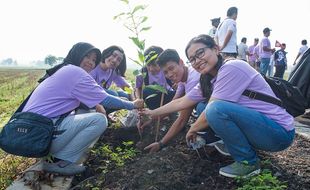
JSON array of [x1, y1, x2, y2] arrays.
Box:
[[70, 118, 310, 190]]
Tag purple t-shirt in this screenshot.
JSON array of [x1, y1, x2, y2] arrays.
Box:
[[211, 59, 294, 131], [175, 66, 200, 98], [260, 37, 272, 58], [90, 65, 130, 89], [135, 70, 172, 90], [23, 65, 108, 118], [248, 45, 256, 62]]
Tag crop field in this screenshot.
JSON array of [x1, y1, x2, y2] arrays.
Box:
[[0, 67, 44, 189]]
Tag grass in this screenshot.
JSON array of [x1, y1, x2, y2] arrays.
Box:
[[0, 67, 44, 190]]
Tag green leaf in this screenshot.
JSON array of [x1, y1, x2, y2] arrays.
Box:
[[140, 16, 148, 24], [145, 94, 158, 100], [129, 37, 144, 50], [128, 57, 142, 66], [132, 5, 146, 14], [138, 51, 145, 63], [113, 12, 125, 20], [133, 69, 140, 76], [145, 84, 167, 94], [120, 0, 129, 4], [140, 26, 151, 32]]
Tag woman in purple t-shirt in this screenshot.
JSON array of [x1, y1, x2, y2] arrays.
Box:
[[185, 34, 295, 178], [90, 46, 134, 101], [23, 42, 143, 176]]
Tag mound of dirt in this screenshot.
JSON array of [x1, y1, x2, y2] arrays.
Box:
[[71, 119, 310, 190]]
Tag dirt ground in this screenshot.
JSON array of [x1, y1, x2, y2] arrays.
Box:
[[70, 118, 310, 190]]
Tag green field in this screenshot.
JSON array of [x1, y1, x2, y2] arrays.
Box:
[[0, 68, 45, 127], [0, 67, 44, 189]]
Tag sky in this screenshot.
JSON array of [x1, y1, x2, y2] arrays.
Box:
[[0, 0, 309, 68]]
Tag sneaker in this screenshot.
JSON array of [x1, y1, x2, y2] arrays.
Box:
[[214, 142, 231, 156], [219, 161, 261, 178], [197, 131, 223, 146], [43, 160, 86, 176]]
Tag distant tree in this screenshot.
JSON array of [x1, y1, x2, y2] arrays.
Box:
[[44, 55, 57, 66], [1, 58, 13, 65]]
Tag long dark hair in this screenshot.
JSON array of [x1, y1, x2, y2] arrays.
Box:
[[101, 45, 126, 77], [185, 34, 223, 101], [39, 42, 101, 82]]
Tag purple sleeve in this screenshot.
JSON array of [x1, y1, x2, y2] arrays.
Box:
[[185, 83, 205, 103], [113, 74, 130, 88], [72, 74, 108, 108], [211, 64, 252, 102], [135, 75, 143, 88]]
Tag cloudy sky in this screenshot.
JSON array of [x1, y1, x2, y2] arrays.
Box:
[[0, 0, 309, 68]]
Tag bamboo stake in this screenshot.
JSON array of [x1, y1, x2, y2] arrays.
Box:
[[155, 92, 165, 142]]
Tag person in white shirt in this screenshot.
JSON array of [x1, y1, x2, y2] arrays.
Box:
[[294, 39, 308, 65], [237, 37, 250, 61], [215, 7, 238, 59], [208, 17, 220, 38]]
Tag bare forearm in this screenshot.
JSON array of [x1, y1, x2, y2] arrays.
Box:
[[161, 108, 193, 145], [151, 96, 196, 117], [190, 110, 209, 133]]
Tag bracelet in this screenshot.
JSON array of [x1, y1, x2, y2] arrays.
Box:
[[158, 141, 165, 150]]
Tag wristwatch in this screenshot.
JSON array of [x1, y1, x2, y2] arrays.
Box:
[[158, 141, 165, 150]]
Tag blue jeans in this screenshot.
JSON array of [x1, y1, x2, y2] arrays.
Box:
[[143, 88, 175, 110], [195, 101, 208, 116], [104, 89, 131, 114], [205, 100, 295, 164], [260, 58, 270, 75], [105, 89, 130, 100], [51, 113, 107, 163]]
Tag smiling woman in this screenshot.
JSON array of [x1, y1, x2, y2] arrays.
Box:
[[185, 34, 295, 178]]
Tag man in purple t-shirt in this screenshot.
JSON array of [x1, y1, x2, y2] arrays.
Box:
[[248, 38, 259, 68], [259, 27, 275, 75], [135, 46, 175, 110], [140, 49, 205, 153]]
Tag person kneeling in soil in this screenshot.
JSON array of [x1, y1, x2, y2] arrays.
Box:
[[185, 34, 295, 178], [23, 42, 143, 176], [140, 49, 222, 153], [135, 46, 175, 110]]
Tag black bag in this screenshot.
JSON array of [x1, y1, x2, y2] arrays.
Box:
[[0, 112, 54, 158], [243, 76, 307, 117], [0, 89, 68, 157]]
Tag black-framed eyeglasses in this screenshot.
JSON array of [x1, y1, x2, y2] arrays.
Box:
[[187, 47, 209, 65]]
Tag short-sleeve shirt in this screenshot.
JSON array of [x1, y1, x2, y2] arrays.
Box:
[[215, 18, 237, 53], [90, 65, 130, 89], [23, 65, 108, 118], [260, 37, 272, 58], [274, 49, 287, 66], [211, 59, 294, 131], [135, 70, 172, 90], [299, 45, 308, 54], [238, 42, 249, 60], [248, 44, 257, 62], [254, 45, 260, 60], [174, 66, 200, 99]]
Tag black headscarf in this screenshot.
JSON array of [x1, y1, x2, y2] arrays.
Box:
[[38, 42, 101, 82]]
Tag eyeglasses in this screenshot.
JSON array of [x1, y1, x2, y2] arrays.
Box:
[[187, 47, 209, 65]]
